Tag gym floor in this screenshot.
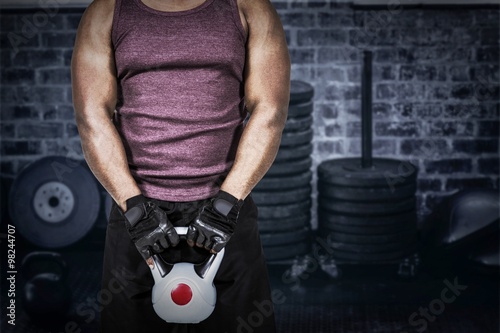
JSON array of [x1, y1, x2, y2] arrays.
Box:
[[2, 229, 498, 333]]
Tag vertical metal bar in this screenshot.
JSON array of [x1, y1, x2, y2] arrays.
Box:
[[361, 50, 373, 168]]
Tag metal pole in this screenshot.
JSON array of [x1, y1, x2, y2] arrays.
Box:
[[361, 50, 373, 168]]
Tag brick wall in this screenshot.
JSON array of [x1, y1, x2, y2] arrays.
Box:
[[1, 9, 82, 175], [1, 2, 499, 227]]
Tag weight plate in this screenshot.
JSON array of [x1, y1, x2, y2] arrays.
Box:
[[317, 209, 417, 227], [280, 129, 313, 147], [318, 158, 418, 187], [320, 219, 416, 235], [318, 183, 416, 202], [258, 200, 311, 219], [284, 115, 313, 133], [260, 227, 310, 247], [288, 101, 313, 118], [258, 214, 310, 233], [263, 242, 310, 261], [266, 158, 312, 176], [255, 171, 312, 191], [318, 196, 416, 216], [252, 186, 311, 206], [290, 80, 314, 104], [9, 156, 100, 248], [328, 237, 417, 253], [327, 229, 417, 244], [332, 244, 417, 262], [275, 144, 313, 162], [33, 182, 75, 223]]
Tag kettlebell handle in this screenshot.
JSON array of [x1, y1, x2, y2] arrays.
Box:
[[174, 226, 188, 237], [21, 252, 68, 282], [151, 227, 224, 279]]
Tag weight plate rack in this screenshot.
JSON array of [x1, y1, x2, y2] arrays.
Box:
[[316, 51, 419, 278], [253, 80, 315, 261]]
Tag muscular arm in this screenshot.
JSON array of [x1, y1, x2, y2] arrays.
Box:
[[71, 0, 141, 211], [220, 0, 291, 200]]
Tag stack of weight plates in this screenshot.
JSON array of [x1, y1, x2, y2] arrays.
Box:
[[317, 158, 418, 263], [253, 81, 314, 261]]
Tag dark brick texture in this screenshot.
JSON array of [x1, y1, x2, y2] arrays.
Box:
[[0, 3, 498, 227]]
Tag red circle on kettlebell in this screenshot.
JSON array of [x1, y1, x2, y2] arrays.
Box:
[[171, 283, 192, 306]]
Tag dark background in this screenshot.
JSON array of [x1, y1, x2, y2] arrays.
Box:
[[0, 1, 499, 332]]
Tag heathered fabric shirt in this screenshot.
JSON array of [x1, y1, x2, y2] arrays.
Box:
[[111, 0, 247, 201]]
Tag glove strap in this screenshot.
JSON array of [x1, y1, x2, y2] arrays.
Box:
[[125, 194, 148, 209], [124, 194, 149, 227], [213, 191, 243, 216]]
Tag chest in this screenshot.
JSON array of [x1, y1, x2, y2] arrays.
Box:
[[113, 13, 245, 74]]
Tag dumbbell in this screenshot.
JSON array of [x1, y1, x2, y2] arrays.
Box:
[[150, 227, 225, 324], [21, 252, 72, 324]]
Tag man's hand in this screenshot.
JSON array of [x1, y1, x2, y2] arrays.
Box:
[[187, 191, 243, 253], [123, 194, 179, 261]]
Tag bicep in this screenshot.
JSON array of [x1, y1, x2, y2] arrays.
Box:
[[242, 0, 290, 113], [71, 0, 117, 120]]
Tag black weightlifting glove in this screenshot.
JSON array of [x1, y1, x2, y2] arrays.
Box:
[[187, 191, 244, 253], [123, 194, 179, 260]]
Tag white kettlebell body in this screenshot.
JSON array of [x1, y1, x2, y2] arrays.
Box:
[[149, 227, 225, 324]]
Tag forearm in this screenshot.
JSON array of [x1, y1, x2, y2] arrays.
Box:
[[220, 105, 287, 200], [76, 111, 141, 211]]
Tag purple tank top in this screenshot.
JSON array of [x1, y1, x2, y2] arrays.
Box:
[[111, 0, 247, 201]]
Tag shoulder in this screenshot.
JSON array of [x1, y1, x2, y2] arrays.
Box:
[[73, 0, 117, 57], [79, 0, 116, 35], [237, 0, 279, 22], [87, 0, 116, 17]]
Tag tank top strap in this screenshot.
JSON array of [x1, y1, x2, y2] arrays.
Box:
[[220, 0, 247, 44], [111, 0, 125, 48]]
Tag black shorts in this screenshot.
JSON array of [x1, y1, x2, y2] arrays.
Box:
[[99, 195, 276, 333]]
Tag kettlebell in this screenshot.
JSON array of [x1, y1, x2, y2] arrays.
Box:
[[21, 252, 72, 324], [150, 227, 225, 324]]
